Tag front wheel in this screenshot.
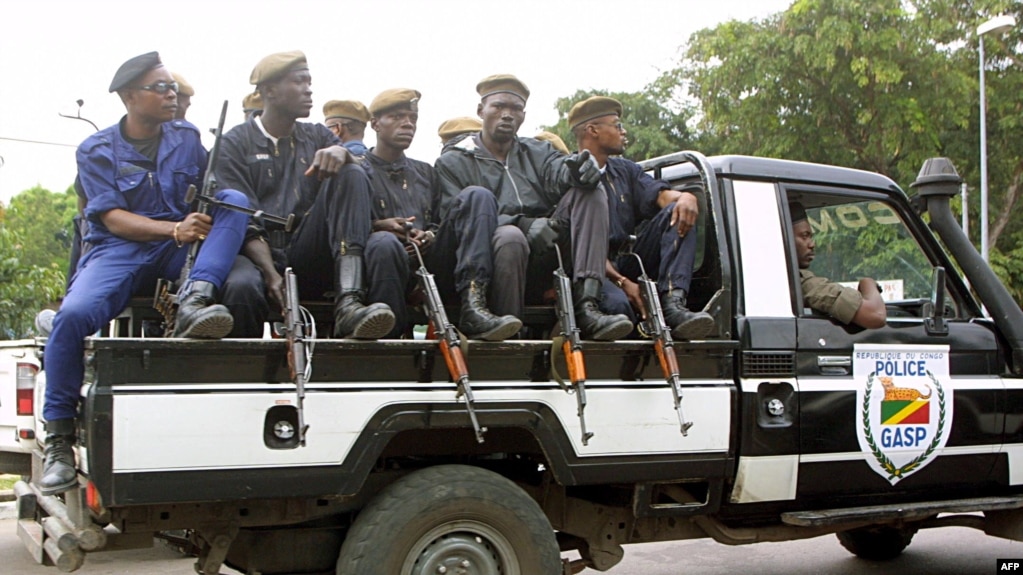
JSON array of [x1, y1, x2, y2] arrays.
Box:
[[336, 464, 561, 575], [836, 523, 918, 560]]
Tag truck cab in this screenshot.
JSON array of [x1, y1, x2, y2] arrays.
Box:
[[14, 152, 1023, 575]]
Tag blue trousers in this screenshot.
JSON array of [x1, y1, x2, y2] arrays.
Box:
[[43, 189, 249, 422], [601, 202, 699, 320]]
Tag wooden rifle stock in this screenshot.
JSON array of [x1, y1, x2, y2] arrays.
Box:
[[284, 268, 310, 446], [409, 229, 486, 443], [553, 245, 593, 445], [624, 238, 694, 436]]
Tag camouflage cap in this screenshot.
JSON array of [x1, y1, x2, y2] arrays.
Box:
[[568, 96, 623, 129], [369, 89, 421, 117], [476, 74, 529, 102], [438, 116, 482, 143], [109, 51, 162, 93], [242, 92, 263, 111], [535, 131, 570, 155], [323, 100, 370, 123], [171, 72, 194, 97], [249, 50, 307, 85]]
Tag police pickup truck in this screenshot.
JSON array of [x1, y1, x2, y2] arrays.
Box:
[[14, 152, 1023, 575]]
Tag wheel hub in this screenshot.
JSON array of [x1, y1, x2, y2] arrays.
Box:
[[411, 533, 501, 575]]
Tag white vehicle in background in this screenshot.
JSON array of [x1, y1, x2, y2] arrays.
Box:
[[0, 338, 41, 477]]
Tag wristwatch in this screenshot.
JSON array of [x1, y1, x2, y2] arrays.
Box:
[[614, 277, 626, 289]]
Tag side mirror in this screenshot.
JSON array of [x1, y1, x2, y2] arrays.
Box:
[[923, 266, 948, 335]]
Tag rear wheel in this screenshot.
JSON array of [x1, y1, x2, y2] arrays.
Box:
[[836, 524, 918, 560], [336, 464, 561, 575]]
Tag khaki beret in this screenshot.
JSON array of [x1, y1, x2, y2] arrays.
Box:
[[476, 74, 529, 102], [250, 50, 307, 85], [568, 96, 623, 129], [535, 131, 570, 155], [438, 116, 482, 143], [171, 72, 194, 97], [109, 51, 162, 93], [323, 100, 370, 123], [369, 89, 421, 116], [242, 92, 263, 111]]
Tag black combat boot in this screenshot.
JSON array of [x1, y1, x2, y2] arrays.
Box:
[[574, 278, 633, 341], [173, 280, 234, 338], [458, 281, 522, 341], [334, 254, 395, 339], [38, 419, 77, 496], [661, 288, 715, 340]]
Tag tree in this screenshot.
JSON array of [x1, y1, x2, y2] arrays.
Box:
[[666, 0, 976, 186], [3, 185, 77, 275], [0, 226, 65, 339], [541, 89, 696, 162]]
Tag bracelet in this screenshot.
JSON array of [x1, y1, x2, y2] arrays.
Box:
[[173, 222, 183, 248]]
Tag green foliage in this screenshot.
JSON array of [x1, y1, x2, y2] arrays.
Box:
[[670, 0, 973, 185], [541, 88, 696, 162], [3, 185, 77, 274], [0, 226, 65, 339]]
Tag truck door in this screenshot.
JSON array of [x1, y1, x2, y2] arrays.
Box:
[[785, 189, 1007, 504]]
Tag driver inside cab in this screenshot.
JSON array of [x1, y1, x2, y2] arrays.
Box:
[[791, 201, 887, 329]]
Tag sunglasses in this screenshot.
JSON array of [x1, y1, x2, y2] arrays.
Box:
[[135, 81, 179, 94]]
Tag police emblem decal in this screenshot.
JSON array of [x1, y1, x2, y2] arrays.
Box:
[[854, 344, 952, 485]]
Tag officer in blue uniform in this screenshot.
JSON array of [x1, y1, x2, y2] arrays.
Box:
[[570, 96, 714, 340], [39, 52, 250, 496]]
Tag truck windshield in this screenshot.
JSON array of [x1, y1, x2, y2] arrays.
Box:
[[803, 199, 932, 301]]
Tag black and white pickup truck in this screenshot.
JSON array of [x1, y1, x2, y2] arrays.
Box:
[[14, 152, 1023, 575]]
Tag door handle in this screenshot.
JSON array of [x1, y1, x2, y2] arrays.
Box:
[[817, 355, 851, 375]]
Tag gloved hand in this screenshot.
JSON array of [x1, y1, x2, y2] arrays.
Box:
[[527, 217, 560, 253], [563, 149, 600, 188]]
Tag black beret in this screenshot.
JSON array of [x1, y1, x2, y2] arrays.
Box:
[[109, 51, 162, 93], [789, 201, 808, 223]]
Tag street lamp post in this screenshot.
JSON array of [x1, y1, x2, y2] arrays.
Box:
[[977, 14, 1016, 262]]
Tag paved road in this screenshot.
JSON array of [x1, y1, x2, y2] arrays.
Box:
[[3, 515, 1023, 574]]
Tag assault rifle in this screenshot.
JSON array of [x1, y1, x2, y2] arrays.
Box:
[[552, 244, 593, 445], [283, 267, 312, 446], [622, 237, 693, 436], [407, 224, 485, 443]]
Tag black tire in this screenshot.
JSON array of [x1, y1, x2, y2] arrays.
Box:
[[836, 524, 918, 560], [336, 464, 561, 575]]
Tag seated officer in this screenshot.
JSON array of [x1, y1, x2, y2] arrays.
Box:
[[434, 75, 632, 341], [363, 88, 440, 338], [571, 96, 714, 340], [40, 52, 250, 496], [791, 201, 887, 328], [216, 50, 394, 340]]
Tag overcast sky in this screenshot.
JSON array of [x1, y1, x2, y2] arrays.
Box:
[[0, 0, 791, 205]]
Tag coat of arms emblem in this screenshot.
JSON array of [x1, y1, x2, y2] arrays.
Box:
[[854, 344, 952, 485]]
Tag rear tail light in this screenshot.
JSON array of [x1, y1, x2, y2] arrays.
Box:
[[16, 362, 38, 416]]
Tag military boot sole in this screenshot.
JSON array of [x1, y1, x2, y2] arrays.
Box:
[[464, 316, 523, 342], [585, 317, 634, 341], [337, 307, 396, 340], [671, 314, 715, 341], [175, 311, 234, 339]]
